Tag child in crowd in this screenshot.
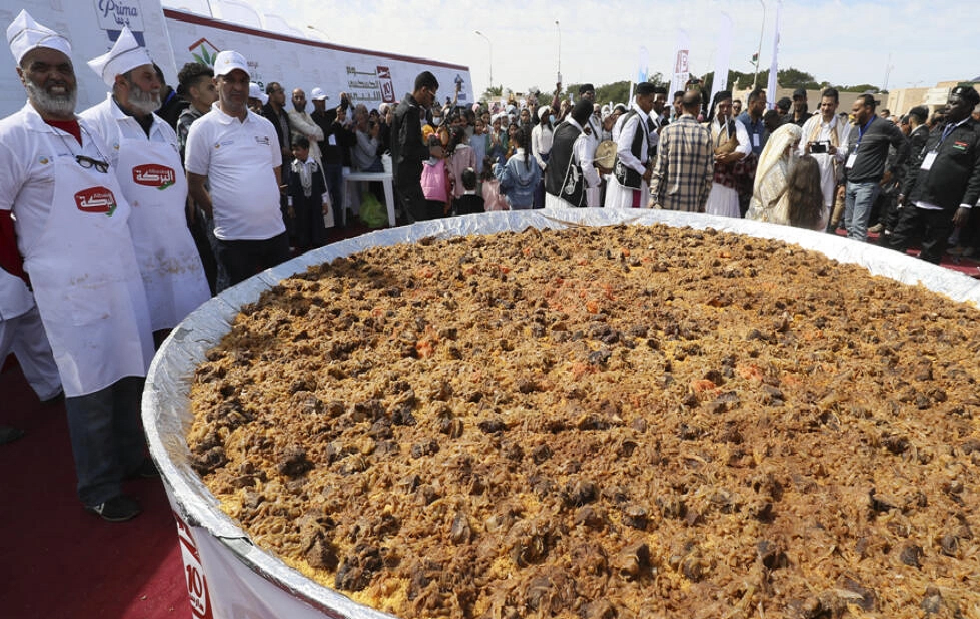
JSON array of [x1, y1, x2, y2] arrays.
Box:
[[481, 156, 509, 211], [469, 118, 488, 177], [446, 126, 477, 200], [420, 134, 452, 220], [494, 127, 541, 210], [489, 114, 508, 163], [287, 135, 330, 251], [453, 168, 484, 215]]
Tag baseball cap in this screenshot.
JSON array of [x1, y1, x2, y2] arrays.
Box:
[[310, 87, 329, 101], [792, 87, 807, 99], [248, 82, 268, 105], [213, 50, 248, 77]]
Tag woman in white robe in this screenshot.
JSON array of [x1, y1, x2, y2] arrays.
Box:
[[745, 124, 803, 226]]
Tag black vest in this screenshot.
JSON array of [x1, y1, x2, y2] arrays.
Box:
[[614, 110, 654, 189], [545, 121, 587, 207]]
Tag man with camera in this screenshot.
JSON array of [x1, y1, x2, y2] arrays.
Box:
[[799, 88, 849, 229]]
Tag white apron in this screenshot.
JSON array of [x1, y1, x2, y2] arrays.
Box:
[[24, 153, 154, 397], [117, 135, 210, 331]]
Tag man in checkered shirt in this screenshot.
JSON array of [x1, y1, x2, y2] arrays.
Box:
[[649, 90, 714, 212]]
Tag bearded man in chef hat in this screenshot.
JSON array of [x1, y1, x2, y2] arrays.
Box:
[[80, 27, 211, 348], [0, 11, 157, 522]]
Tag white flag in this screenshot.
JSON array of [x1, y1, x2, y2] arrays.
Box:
[[709, 12, 734, 106], [766, 0, 782, 110], [668, 29, 691, 101], [630, 46, 650, 103]]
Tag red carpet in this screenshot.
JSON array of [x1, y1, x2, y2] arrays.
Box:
[[0, 358, 190, 619], [833, 227, 980, 278]]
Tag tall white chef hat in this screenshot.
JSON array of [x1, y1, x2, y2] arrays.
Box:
[[87, 26, 152, 87], [6, 9, 72, 66]]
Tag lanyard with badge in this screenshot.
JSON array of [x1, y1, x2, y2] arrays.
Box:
[[921, 122, 958, 171], [845, 117, 874, 169]]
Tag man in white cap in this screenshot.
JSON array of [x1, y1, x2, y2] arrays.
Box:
[[81, 26, 211, 346], [309, 86, 344, 217], [185, 50, 289, 287], [0, 10, 156, 521], [247, 81, 267, 115]]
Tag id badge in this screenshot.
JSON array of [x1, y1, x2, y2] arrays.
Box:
[[921, 151, 937, 170], [845, 153, 857, 169], [752, 133, 760, 148], [328, 134, 337, 146]]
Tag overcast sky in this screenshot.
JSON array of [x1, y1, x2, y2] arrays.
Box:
[[189, 0, 976, 96]]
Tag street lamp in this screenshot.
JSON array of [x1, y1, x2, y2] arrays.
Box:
[[752, 0, 765, 90], [555, 20, 562, 81], [474, 30, 492, 91]]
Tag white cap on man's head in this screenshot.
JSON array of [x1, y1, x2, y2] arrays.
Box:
[[7, 9, 72, 65], [87, 26, 152, 87], [310, 87, 328, 101], [248, 82, 268, 105], [213, 50, 248, 77]]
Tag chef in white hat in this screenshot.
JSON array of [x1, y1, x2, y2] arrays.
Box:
[[80, 26, 210, 344], [0, 10, 155, 521]]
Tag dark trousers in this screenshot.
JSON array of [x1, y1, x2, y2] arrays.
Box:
[[186, 205, 224, 295], [64, 376, 146, 506], [886, 205, 955, 264], [291, 194, 328, 251], [395, 182, 427, 223], [216, 232, 291, 287]]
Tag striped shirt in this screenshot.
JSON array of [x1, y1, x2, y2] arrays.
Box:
[[650, 115, 714, 212]]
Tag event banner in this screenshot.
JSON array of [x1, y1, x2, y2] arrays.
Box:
[[164, 9, 472, 110], [667, 29, 691, 102], [0, 0, 178, 118], [0, 2, 471, 119]]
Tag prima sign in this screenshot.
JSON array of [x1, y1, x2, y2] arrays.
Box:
[[95, 0, 145, 33]]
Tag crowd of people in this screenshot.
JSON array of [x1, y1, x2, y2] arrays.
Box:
[[2, 8, 980, 525], [386, 75, 980, 268]]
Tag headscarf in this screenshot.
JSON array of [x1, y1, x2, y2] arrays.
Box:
[[746, 124, 802, 225]]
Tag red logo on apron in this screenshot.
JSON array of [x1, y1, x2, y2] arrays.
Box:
[[132, 163, 177, 189], [377, 66, 395, 104], [74, 186, 118, 216]]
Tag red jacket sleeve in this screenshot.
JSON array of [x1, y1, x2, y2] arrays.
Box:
[[0, 209, 27, 283]]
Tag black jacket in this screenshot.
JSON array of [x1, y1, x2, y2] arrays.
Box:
[[156, 87, 186, 131], [844, 116, 908, 184], [903, 117, 980, 211], [391, 93, 427, 191], [262, 103, 292, 156], [545, 120, 586, 207]]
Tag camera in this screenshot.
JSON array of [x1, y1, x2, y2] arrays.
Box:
[[810, 141, 829, 154]]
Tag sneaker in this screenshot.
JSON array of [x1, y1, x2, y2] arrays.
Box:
[[86, 495, 141, 522], [868, 223, 884, 234], [125, 458, 160, 480]]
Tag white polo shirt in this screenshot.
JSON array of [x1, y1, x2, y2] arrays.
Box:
[[185, 103, 284, 241]]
